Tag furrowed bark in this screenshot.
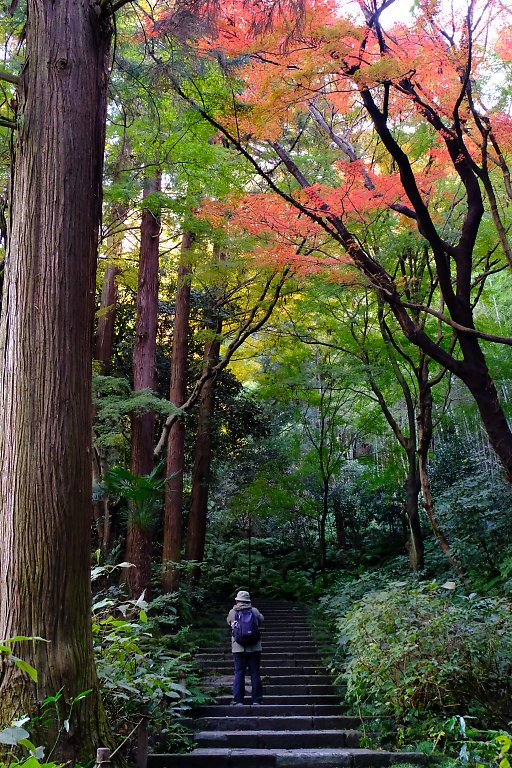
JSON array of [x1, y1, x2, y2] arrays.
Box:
[[184, 317, 222, 584], [127, 174, 161, 600], [162, 231, 193, 593], [0, 0, 112, 758]]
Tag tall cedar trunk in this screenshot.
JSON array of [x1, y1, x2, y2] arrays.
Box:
[[93, 149, 130, 552], [0, 0, 112, 758], [184, 331, 222, 584], [95, 139, 130, 375], [126, 174, 161, 599], [404, 449, 424, 570], [162, 232, 193, 593]]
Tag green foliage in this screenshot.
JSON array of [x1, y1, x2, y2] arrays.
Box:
[[93, 374, 182, 452], [0, 639, 67, 766], [92, 588, 201, 749], [330, 463, 405, 553], [432, 717, 512, 768], [318, 558, 412, 622], [0, 755, 60, 768], [203, 534, 326, 600], [0, 761, 59, 768], [102, 465, 166, 529], [429, 434, 512, 591], [0, 686, 90, 767], [0, 637, 45, 685], [335, 583, 512, 741]]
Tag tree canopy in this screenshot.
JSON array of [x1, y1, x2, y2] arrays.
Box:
[[0, 0, 511, 762]]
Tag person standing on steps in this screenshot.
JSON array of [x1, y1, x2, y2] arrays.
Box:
[[227, 589, 264, 706]]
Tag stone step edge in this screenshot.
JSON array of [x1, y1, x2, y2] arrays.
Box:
[[181, 717, 361, 728], [193, 729, 361, 738], [193, 705, 346, 715], [148, 747, 427, 766]]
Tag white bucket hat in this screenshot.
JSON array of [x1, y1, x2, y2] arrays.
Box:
[[235, 590, 251, 602]]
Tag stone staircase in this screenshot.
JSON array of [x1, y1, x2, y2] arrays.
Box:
[[148, 600, 426, 767]]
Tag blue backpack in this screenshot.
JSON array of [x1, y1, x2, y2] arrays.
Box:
[[232, 609, 261, 646]]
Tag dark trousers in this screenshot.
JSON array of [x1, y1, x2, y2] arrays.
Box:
[[233, 651, 263, 704]]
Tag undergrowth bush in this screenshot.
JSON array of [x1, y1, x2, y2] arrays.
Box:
[[318, 558, 412, 620], [203, 535, 326, 600], [91, 566, 207, 754], [335, 582, 512, 742], [429, 436, 512, 593], [433, 717, 512, 768]]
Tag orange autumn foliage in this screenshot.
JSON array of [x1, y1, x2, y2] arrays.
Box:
[[199, 191, 354, 276], [159, 0, 512, 277]]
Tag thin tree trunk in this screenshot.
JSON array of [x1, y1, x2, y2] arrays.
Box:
[[96, 265, 119, 374], [95, 139, 130, 373], [335, 510, 346, 549], [126, 174, 161, 600], [417, 362, 465, 576], [0, 0, 112, 757], [94, 265, 119, 553], [319, 476, 329, 581], [92, 450, 110, 550], [404, 451, 424, 570], [184, 326, 222, 584], [162, 231, 193, 593], [375, 302, 424, 569]]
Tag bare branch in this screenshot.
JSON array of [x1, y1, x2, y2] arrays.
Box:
[[153, 268, 292, 457], [308, 102, 417, 220], [400, 300, 512, 346], [0, 70, 18, 86], [0, 116, 16, 129]]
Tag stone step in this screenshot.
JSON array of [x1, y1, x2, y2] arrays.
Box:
[[200, 622, 311, 630], [204, 645, 320, 653], [194, 704, 345, 717], [182, 716, 362, 731], [196, 651, 322, 661], [214, 631, 315, 638], [150, 602, 422, 768], [148, 748, 426, 767], [210, 673, 333, 685], [259, 640, 315, 646], [198, 665, 326, 676], [203, 678, 334, 692], [258, 639, 316, 645], [196, 659, 324, 668], [215, 694, 342, 705], [244, 604, 307, 608], [193, 729, 361, 749], [261, 667, 332, 686], [264, 632, 316, 637]]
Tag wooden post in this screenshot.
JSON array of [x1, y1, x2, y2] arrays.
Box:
[[96, 747, 111, 768]]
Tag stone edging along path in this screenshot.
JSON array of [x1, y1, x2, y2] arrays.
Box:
[[148, 600, 427, 768]]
